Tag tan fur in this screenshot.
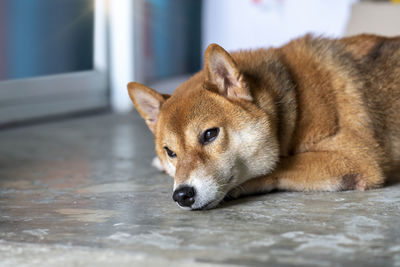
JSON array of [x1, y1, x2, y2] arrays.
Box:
[[128, 34, 400, 210]]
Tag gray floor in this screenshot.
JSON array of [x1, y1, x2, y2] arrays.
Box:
[[0, 112, 399, 267]]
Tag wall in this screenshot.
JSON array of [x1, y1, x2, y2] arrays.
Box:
[[202, 0, 357, 52]]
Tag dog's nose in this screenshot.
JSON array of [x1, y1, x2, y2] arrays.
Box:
[[172, 186, 195, 207]]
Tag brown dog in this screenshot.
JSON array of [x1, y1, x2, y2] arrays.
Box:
[[127, 34, 400, 210]]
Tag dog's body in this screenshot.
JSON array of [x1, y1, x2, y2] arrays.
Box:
[[128, 34, 400, 210]]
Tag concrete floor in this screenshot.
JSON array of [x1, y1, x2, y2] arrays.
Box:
[[0, 112, 399, 267]]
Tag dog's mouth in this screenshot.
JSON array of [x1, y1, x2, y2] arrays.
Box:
[[191, 199, 219, 210], [191, 175, 234, 210]]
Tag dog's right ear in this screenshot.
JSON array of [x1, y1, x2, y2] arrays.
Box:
[[204, 43, 252, 101], [127, 82, 168, 133]]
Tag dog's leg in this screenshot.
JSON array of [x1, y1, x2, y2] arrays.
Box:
[[151, 156, 165, 172], [228, 151, 384, 198], [227, 175, 277, 199]]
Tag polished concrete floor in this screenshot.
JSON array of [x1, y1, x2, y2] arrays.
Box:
[[0, 112, 399, 267]]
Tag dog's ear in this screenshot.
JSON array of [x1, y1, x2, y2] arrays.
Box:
[[127, 82, 169, 133], [204, 44, 252, 101]]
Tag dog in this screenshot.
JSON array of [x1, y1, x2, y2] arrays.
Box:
[[127, 34, 400, 210]]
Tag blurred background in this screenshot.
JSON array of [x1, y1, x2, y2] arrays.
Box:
[[0, 0, 399, 127]]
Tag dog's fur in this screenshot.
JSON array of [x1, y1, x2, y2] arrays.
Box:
[[128, 34, 400, 210]]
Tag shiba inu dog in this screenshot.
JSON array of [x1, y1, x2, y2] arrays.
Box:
[[127, 34, 400, 210]]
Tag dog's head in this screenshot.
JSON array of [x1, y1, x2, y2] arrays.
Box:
[[128, 44, 280, 210]]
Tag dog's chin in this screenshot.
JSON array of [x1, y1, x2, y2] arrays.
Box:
[[175, 203, 193, 211], [177, 194, 226, 211]]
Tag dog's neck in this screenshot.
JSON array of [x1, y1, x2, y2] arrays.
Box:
[[251, 55, 298, 157], [274, 82, 297, 157]]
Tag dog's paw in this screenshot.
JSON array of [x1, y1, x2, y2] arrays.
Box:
[[151, 156, 165, 172], [341, 173, 366, 191], [226, 186, 244, 200]]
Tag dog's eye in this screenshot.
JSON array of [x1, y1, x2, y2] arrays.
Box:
[[164, 146, 177, 158], [200, 128, 219, 145]]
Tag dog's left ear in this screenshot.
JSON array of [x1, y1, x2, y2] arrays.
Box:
[[204, 44, 252, 101], [127, 82, 169, 133]]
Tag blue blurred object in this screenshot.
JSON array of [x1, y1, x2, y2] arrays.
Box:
[[142, 0, 202, 82], [0, 0, 93, 81]]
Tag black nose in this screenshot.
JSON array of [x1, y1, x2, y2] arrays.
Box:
[[172, 186, 195, 207]]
